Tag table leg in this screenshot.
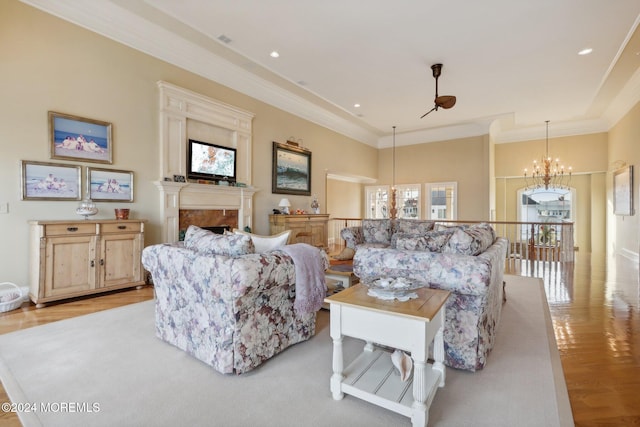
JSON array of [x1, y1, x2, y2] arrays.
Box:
[[330, 336, 344, 400], [411, 359, 428, 427], [329, 305, 344, 400], [433, 311, 446, 387]]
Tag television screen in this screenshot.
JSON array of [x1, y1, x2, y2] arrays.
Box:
[[187, 140, 236, 182]]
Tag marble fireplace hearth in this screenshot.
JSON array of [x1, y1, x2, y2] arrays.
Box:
[[179, 208, 238, 237], [154, 181, 257, 243]]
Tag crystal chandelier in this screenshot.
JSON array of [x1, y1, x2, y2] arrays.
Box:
[[524, 121, 572, 190], [389, 126, 398, 219]]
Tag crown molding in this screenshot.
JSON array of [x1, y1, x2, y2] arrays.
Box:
[[326, 172, 377, 184], [493, 119, 610, 144]]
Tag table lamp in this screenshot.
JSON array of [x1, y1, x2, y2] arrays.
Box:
[[278, 198, 291, 214]]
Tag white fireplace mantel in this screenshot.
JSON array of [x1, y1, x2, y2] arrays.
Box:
[[156, 82, 257, 242], [154, 181, 258, 242]]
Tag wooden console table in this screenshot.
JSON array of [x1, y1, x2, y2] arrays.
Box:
[[325, 284, 449, 427], [269, 213, 329, 250]]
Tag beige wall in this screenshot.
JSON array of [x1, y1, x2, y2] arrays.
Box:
[[377, 135, 491, 220], [496, 132, 609, 177], [0, 1, 376, 285], [608, 101, 640, 259], [326, 179, 363, 218]]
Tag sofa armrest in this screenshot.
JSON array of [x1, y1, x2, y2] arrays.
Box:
[[353, 247, 493, 296], [340, 226, 364, 249]]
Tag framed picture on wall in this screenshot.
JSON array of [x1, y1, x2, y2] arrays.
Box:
[[20, 160, 82, 201], [613, 165, 634, 216], [88, 167, 134, 202], [272, 141, 311, 196], [49, 111, 113, 164]]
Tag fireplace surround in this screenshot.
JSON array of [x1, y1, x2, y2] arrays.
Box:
[[155, 82, 258, 243]]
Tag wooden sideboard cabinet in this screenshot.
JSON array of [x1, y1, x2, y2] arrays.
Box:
[[29, 219, 145, 308], [269, 214, 329, 250]]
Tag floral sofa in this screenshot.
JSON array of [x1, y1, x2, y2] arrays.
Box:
[[340, 219, 436, 252], [141, 226, 328, 375], [353, 223, 508, 371]]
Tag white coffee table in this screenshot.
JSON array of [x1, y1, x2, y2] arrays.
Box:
[[325, 284, 449, 427]]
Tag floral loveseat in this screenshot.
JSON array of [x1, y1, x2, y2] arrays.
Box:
[[353, 223, 508, 371], [340, 219, 436, 252], [141, 226, 328, 375]]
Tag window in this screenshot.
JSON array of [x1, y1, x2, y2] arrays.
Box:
[[365, 186, 390, 219], [425, 182, 457, 220], [365, 184, 421, 219], [395, 184, 421, 219], [519, 188, 573, 222], [517, 186, 575, 244]]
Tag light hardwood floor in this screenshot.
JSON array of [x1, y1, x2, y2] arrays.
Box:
[[1, 252, 639, 426]]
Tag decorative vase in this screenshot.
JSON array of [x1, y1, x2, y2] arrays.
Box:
[[114, 208, 130, 220], [310, 195, 319, 214]]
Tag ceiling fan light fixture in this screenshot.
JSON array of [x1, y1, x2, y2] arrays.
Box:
[[421, 63, 457, 118]]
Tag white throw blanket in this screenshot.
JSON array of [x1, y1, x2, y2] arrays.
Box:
[[280, 243, 326, 315]]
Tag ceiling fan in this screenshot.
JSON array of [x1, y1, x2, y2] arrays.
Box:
[[420, 63, 457, 119]]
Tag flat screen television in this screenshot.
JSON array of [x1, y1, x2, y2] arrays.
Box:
[[187, 139, 237, 183]]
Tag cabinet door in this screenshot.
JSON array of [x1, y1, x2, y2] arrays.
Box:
[[288, 221, 313, 245], [308, 221, 327, 248], [99, 233, 143, 288], [44, 235, 97, 297]]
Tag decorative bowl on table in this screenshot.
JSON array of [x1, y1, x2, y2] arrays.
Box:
[[76, 198, 98, 220], [362, 276, 427, 301]]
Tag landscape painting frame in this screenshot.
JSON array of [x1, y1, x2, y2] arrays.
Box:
[[272, 141, 311, 196], [21, 160, 81, 201], [88, 167, 134, 202], [49, 111, 113, 164]]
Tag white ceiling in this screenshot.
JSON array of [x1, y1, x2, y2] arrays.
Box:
[[23, 0, 640, 147]]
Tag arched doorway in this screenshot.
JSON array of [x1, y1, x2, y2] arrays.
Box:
[[517, 186, 576, 249]]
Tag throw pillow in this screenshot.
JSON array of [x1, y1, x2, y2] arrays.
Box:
[[184, 225, 255, 256], [233, 229, 291, 253], [393, 229, 455, 252], [394, 219, 435, 235], [362, 219, 392, 244], [333, 247, 355, 260], [442, 223, 495, 256]]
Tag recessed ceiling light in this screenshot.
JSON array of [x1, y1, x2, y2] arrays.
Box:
[[354, 103, 361, 108], [578, 48, 593, 56], [270, 51, 280, 58]]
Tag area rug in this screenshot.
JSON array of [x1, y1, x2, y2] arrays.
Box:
[[0, 275, 573, 427]]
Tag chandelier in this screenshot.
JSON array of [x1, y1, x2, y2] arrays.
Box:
[[389, 126, 398, 219], [524, 121, 572, 190]]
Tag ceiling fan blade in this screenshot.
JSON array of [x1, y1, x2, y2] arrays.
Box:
[[420, 106, 436, 119], [436, 95, 456, 109]]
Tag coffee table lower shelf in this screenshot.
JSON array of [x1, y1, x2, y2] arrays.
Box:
[[341, 347, 441, 418]]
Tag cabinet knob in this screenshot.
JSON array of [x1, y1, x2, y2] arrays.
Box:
[[91, 260, 95, 267], [117, 225, 127, 230], [100, 259, 104, 266], [67, 227, 78, 232]]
